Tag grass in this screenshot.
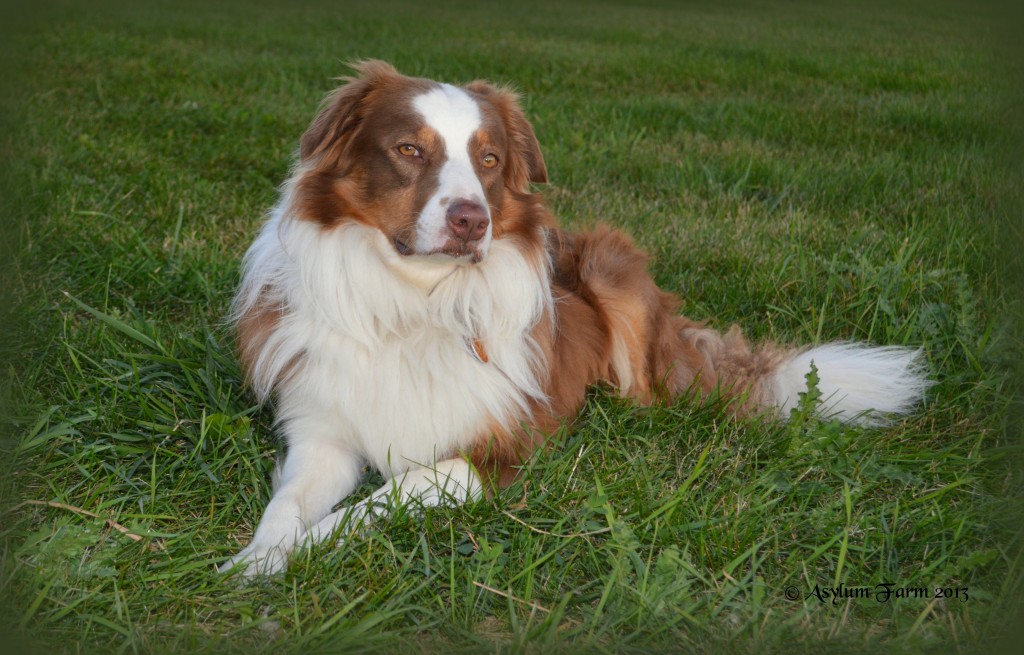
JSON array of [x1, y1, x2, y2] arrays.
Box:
[[1, 0, 1021, 652]]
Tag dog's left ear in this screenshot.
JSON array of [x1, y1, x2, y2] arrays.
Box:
[[466, 81, 548, 192], [300, 60, 402, 164]]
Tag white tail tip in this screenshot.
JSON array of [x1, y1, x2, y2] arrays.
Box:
[[771, 343, 932, 426]]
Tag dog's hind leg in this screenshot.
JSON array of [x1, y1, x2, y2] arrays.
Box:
[[553, 225, 930, 423]]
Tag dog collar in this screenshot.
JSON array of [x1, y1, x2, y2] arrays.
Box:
[[464, 337, 489, 364]]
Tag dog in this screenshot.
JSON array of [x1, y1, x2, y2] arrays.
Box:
[[219, 61, 930, 576]]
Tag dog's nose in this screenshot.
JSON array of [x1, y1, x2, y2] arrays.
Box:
[[446, 200, 489, 243]]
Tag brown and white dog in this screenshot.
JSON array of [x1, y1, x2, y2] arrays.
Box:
[[220, 61, 930, 576]]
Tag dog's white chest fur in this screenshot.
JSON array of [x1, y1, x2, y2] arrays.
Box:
[[289, 322, 524, 475], [237, 198, 551, 476]]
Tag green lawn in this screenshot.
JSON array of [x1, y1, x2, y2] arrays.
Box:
[[1, 0, 1021, 652]]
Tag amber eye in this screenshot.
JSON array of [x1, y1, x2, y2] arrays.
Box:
[[482, 153, 499, 169], [397, 144, 420, 157]]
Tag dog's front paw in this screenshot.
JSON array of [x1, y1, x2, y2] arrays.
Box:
[[218, 542, 290, 577]]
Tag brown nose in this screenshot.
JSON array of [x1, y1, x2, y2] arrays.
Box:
[[446, 200, 489, 243]]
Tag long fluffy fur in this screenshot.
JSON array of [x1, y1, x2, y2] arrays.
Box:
[[235, 185, 553, 476], [221, 61, 932, 576], [770, 343, 932, 426]]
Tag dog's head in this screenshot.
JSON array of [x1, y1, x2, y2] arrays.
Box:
[[293, 60, 548, 264]]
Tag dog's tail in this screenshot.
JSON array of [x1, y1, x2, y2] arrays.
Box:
[[767, 342, 931, 425], [664, 322, 932, 425]]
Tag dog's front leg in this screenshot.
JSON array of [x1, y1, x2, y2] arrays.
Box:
[[220, 435, 363, 577], [304, 457, 482, 547]]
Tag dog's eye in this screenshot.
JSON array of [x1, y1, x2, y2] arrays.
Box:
[[397, 144, 420, 157], [482, 153, 499, 169]]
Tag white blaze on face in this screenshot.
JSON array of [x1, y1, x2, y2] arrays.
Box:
[[412, 84, 490, 257]]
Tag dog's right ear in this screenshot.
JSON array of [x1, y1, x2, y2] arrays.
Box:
[[299, 60, 400, 163]]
